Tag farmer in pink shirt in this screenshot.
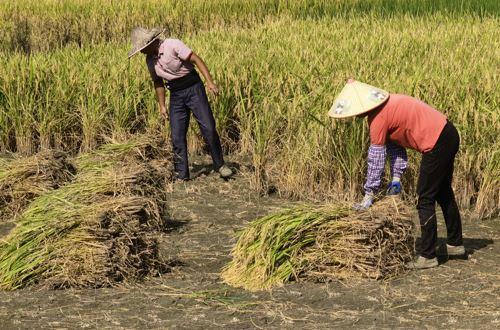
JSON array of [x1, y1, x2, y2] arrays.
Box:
[[128, 27, 233, 180], [329, 80, 465, 269]]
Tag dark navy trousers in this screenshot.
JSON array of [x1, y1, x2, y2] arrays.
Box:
[[169, 82, 224, 179]]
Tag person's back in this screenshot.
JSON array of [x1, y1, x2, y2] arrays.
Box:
[[368, 94, 447, 153], [146, 39, 194, 82]]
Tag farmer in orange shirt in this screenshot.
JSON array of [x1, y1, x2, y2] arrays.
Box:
[[329, 80, 465, 269], [128, 27, 233, 181]]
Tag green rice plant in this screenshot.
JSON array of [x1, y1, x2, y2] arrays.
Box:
[[474, 147, 500, 219], [198, 15, 498, 215], [0, 4, 497, 217], [222, 197, 414, 291], [0, 44, 159, 153], [1, 0, 498, 53]]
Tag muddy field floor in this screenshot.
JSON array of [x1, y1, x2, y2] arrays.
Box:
[[0, 156, 499, 329]]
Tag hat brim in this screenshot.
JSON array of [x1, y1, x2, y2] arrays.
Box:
[[328, 81, 389, 119], [127, 29, 164, 58]]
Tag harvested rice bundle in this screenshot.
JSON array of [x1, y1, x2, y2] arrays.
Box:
[[75, 135, 170, 170], [0, 151, 75, 219], [222, 197, 414, 291], [302, 198, 414, 281], [74, 135, 173, 185], [0, 162, 168, 290]]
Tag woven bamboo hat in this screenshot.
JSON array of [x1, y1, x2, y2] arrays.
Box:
[[128, 27, 164, 58], [328, 80, 389, 119]]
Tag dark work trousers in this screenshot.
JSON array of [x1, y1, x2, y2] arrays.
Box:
[[416, 121, 463, 259], [169, 81, 224, 180]]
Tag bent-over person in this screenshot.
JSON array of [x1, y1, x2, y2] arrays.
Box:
[[128, 27, 233, 181], [328, 79, 465, 269]]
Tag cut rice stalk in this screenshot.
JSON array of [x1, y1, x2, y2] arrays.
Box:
[[222, 197, 414, 291]]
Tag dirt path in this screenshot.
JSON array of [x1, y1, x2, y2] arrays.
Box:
[[1, 156, 499, 329]]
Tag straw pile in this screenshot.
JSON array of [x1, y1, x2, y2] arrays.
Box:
[[0, 151, 75, 219], [75, 136, 170, 167], [0, 137, 172, 289], [222, 197, 415, 291]]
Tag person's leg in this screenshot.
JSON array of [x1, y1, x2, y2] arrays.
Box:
[[436, 162, 462, 246], [169, 91, 191, 180], [184, 82, 224, 170], [416, 152, 442, 259], [436, 126, 463, 247], [416, 122, 458, 259]]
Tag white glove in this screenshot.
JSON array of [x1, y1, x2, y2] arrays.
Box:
[[353, 193, 374, 211]]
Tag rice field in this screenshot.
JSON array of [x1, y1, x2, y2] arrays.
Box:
[[0, 1, 498, 217], [1, 3, 499, 327]]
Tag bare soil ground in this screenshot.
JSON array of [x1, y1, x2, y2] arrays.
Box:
[[0, 156, 499, 329]]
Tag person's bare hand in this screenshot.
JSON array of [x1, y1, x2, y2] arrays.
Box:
[[207, 82, 219, 95], [160, 108, 168, 122]]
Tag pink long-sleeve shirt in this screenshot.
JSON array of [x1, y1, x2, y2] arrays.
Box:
[[146, 39, 194, 82]]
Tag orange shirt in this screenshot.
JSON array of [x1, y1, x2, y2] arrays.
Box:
[[368, 94, 447, 153]]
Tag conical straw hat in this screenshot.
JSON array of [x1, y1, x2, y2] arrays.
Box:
[[128, 27, 164, 58], [328, 80, 389, 119]]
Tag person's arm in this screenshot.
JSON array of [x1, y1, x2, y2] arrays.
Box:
[[354, 144, 386, 210], [189, 52, 219, 95], [146, 55, 168, 120], [153, 79, 168, 120], [364, 144, 387, 194], [386, 142, 408, 194], [387, 142, 407, 179]]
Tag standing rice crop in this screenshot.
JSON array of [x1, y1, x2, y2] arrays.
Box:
[[1, 0, 497, 53], [222, 197, 414, 291], [0, 2, 497, 217]]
